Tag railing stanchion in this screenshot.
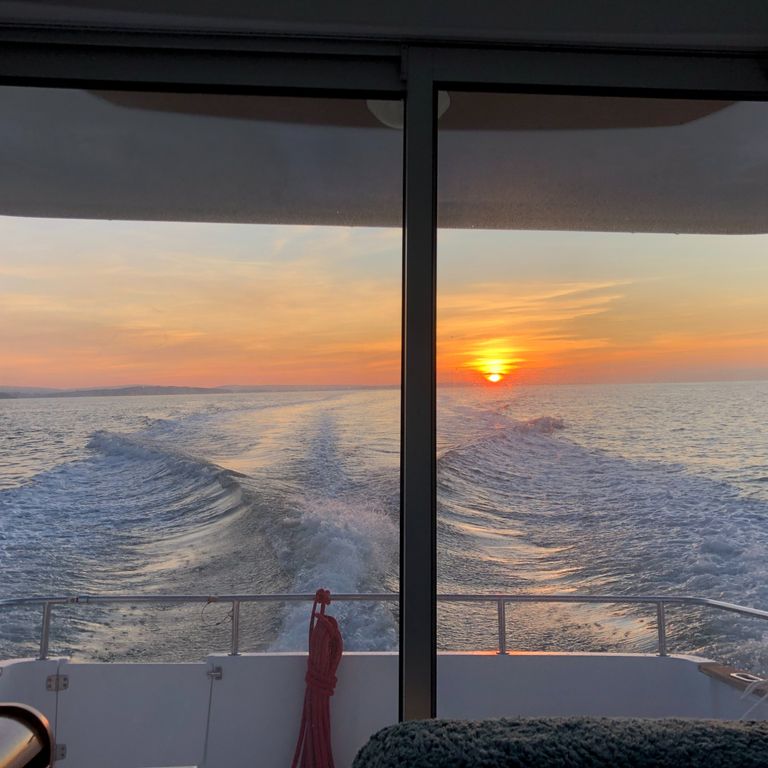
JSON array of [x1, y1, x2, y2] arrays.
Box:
[[39, 602, 52, 661], [497, 600, 507, 655], [230, 600, 240, 656], [657, 602, 667, 656]]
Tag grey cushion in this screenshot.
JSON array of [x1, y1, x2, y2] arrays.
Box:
[[353, 717, 768, 767]]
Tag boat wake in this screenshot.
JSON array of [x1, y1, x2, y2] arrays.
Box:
[[2, 385, 767, 672], [438, 410, 768, 672]]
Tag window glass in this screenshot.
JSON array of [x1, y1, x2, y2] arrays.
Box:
[[437, 93, 768, 715], [0, 88, 403, 662]]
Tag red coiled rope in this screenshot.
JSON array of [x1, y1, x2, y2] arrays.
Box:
[[291, 589, 343, 768]]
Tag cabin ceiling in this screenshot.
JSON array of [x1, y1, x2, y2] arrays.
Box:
[[1, 87, 767, 234], [1, 0, 768, 49]]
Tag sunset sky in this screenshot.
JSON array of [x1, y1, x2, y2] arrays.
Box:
[[1, 215, 767, 389]]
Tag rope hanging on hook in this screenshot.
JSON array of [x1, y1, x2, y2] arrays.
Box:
[[291, 588, 343, 768]]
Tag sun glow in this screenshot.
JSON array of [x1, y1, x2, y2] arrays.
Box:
[[464, 347, 524, 385]]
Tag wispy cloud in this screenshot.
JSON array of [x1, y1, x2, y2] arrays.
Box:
[[438, 279, 628, 381], [0, 220, 401, 387]]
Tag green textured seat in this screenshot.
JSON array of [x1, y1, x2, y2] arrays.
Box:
[[353, 717, 768, 767]]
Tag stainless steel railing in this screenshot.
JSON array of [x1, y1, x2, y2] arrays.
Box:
[[2, 592, 768, 661]]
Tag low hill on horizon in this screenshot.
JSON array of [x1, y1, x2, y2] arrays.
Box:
[[0, 385, 231, 399], [0, 383, 399, 399]]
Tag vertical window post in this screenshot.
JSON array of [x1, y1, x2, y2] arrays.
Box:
[[400, 48, 437, 721]]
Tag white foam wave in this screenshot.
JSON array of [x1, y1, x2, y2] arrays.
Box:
[[515, 416, 566, 434], [271, 496, 398, 651], [87, 429, 233, 473]]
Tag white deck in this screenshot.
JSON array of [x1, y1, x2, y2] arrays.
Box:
[[1, 652, 766, 767]]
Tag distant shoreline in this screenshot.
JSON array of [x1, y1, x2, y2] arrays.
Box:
[[2, 378, 768, 400]]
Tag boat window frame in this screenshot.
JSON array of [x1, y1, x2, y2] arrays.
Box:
[[1, 30, 767, 721]]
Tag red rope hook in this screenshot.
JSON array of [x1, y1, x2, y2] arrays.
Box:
[[291, 589, 343, 768]]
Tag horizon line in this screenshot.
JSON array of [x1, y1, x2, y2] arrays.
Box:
[[2, 375, 768, 394]]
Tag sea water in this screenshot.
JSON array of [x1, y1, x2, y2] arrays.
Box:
[[1, 381, 766, 671]]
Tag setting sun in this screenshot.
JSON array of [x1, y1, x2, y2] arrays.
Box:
[[461, 348, 524, 385]]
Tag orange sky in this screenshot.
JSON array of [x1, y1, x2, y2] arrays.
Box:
[[438, 228, 768, 386], [1, 217, 767, 389]]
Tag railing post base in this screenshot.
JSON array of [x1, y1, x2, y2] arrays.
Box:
[[497, 600, 507, 655], [229, 600, 241, 656], [657, 602, 668, 657], [38, 603, 52, 661]]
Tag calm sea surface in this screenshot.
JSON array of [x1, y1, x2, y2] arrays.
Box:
[[1, 381, 767, 672]]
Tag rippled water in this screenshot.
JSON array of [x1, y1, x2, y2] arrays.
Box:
[[438, 381, 768, 671], [1, 381, 767, 671]]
